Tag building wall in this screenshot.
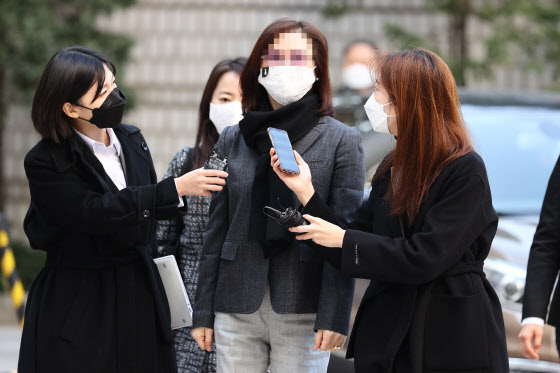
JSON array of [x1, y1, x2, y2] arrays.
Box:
[[4, 0, 555, 241]]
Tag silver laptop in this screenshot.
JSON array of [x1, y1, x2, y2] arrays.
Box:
[[154, 255, 193, 329]]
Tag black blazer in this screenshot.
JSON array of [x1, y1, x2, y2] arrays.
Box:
[[523, 155, 560, 326], [303, 152, 509, 373], [18, 124, 185, 373]]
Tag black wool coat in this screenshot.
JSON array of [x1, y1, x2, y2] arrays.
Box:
[[303, 152, 509, 373], [18, 124, 185, 373]]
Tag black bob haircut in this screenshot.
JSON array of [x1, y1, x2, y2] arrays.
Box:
[[31, 46, 116, 143]]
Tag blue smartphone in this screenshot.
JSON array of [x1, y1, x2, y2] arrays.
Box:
[[267, 127, 300, 175]]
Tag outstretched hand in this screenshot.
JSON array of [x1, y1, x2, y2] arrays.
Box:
[[289, 214, 345, 248], [175, 167, 228, 197]]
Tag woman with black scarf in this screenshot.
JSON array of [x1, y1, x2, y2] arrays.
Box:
[[191, 19, 365, 373]]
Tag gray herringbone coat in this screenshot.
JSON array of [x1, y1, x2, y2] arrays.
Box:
[[193, 116, 365, 335]]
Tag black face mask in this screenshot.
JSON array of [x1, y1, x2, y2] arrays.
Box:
[[77, 88, 127, 129]]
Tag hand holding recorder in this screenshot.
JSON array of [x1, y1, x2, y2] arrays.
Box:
[[174, 168, 228, 198], [174, 144, 230, 197], [270, 146, 346, 248]]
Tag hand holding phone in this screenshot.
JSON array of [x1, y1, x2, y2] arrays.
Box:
[[269, 146, 315, 206], [267, 127, 300, 174]]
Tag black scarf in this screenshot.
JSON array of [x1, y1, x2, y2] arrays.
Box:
[[239, 90, 321, 258]]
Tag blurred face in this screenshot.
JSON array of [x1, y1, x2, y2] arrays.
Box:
[[374, 79, 398, 135], [211, 71, 242, 105], [258, 30, 317, 109], [74, 63, 117, 121], [343, 42, 377, 68], [261, 31, 315, 69]]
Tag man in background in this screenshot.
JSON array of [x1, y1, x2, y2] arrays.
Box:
[[338, 40, 378, 97]]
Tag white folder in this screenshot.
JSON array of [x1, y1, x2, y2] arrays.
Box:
[[154, 255, 193, 329]]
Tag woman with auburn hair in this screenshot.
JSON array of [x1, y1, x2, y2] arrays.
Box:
[[271, 49, 508, 372], [192, 18, 365, 373]]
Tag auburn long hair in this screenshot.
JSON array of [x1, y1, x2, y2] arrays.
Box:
[[239, 18, 335, 117], [373, 49, 473, 223]]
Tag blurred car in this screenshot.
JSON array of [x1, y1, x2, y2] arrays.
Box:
[[327, 89, 560, 373]]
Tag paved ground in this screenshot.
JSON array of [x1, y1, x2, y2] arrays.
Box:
[[0, 325, 19, 373]]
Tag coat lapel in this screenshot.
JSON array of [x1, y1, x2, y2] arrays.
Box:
[[290, 117, 325, 207], [75, 138, 121, 194], [292, 117, 325, 157], [45, 127, 150, 194], [114, 125, 150, 187], [47, 135, 120, 194]]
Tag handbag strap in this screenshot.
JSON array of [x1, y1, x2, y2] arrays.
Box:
[[179, 147, 193, 177], [225, 129, 239, 159]]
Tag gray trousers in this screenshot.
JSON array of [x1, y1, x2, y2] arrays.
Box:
[[214, 285, 330, 373]]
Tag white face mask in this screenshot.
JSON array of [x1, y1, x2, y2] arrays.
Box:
[[364, 93, 396, 134], [209, 101, 243, 133], [342, 63, 374, 90], [258, 66, 316, 106]]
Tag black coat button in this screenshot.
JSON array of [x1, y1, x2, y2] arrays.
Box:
[[143, 210, 150, 218], [141, 142, 148, 151]]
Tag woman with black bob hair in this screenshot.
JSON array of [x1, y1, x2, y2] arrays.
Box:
[[18, 46, 228, 373], [157, 56, 246, 373]]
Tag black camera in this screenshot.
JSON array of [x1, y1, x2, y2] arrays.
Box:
[[263, 200, 308, 228], [204, 146, 228, 194]]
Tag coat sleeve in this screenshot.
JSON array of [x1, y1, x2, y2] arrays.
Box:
[[341, 173, 491, 284], [523, 155, 560, 320], [156, 148, 190, 257], [24, 146, 184, 236], [313, 127, 365, 335], [192, 128, 232, 329], [302, 189, 375, 269]]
